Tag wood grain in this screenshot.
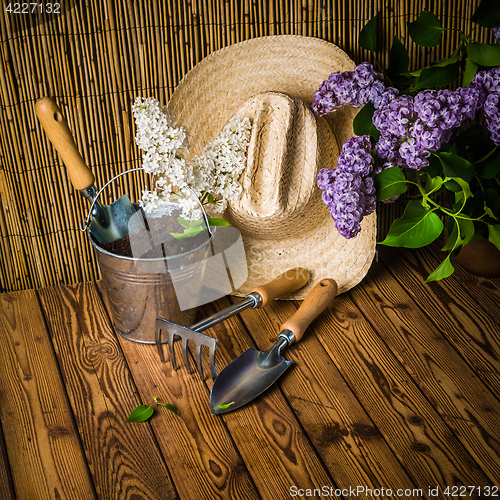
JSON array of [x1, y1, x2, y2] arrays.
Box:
[[96, 282, 260, 500], [233, 295, 419, 496], [351, 260, 500, 483], [308, 290, 493, 495], [0, 290, 96, 500], [378, 245, 500, 395], [38, 282, 179, 500], [198, 297, 335, 498], [0, 421, 15, 500]]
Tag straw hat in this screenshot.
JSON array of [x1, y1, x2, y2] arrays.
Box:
[[167, 35, 376, 298]]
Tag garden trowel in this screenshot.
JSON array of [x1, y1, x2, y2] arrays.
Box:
[[156, 267, 310, 379], [35, 97, 138, 244], [210, 278, 338, 414]]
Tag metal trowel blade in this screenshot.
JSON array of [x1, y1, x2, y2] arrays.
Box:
[[210, 345, 292, 415], [89, 195, 139, 244]]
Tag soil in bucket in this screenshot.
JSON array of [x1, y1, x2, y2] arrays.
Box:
[[91, 208, 213, 344]]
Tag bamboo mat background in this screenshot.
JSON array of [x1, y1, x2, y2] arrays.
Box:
[[0, 0, 492, 291]]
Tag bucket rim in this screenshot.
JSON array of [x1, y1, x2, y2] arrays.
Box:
[[88, 226, 216, 262]]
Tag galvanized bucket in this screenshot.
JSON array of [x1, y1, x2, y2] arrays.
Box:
[[83, 172, 215, 344], [90, 230, 214, 343]]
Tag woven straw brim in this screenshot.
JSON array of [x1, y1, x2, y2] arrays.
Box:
[[167, 35, 377, 298]]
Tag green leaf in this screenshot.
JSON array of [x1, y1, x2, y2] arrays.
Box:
[[468, 42, 500, 67], [442, 217, 474, 251], [408, 10, 443, 47], [126, 405, 154, 422], [208, 217, 231, 227], [407, 53, 461, 79], [475, 147, 500, 179], [424, 174, 444, 195], [424, 155, 443, 177], [218, 401, 235, 410], [380, 200, 444, 248], [387, 36, 410, 76], [412, 62, 460, 91], [436, 152, 474, 183], [463, 57, 479, 87], [458, 218, 475, 246], [444, 179, 463, 193], [178, 216, 191, 228], [489, 224, 500, 250], [445, 177, 474, 198], [484, 188, 500, 218], [425, 254, 455, 283], [359, 15, 377, 52], [156, 402, 178, 415], [171, 223, 206, 240], [353, 102, 380, 141], [374, 166, 408, 201], [442, 220, 460, 252], [471, 0, 500, 28]]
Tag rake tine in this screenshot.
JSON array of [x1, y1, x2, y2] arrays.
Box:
[[182, 337, 192, 373], [169, 333, 178, 371], [194, 342, 204, 380], [155, 318, 166, 363], [208, 339, 217, 379]]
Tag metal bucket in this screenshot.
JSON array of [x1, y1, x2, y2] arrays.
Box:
[[90, 230, 214, 343]]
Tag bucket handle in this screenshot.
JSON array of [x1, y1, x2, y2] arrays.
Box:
[[78, 168, 214, 237]]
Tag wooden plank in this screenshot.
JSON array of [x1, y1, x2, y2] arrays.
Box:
[[38, 283, 179, 500], [96, 282, 260, 500], [197, 297, 335, 497], [402, 242, 500, 327], [0, 290, 96, 500], [378, 245, 500, 395], [232, 295, 419, 496], [303, 287, 493, 493], [348, 260, 500, 485], [0, 421, 15, 500]]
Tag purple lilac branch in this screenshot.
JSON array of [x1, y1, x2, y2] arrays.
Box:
[[311, 61, 500, 239]]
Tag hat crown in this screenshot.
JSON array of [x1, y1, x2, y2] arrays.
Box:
[[226, 92, 338, 239]]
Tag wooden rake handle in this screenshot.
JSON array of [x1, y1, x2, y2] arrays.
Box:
[[250, 267, 309, 307], [280, 279, 338, 343], [35, 96, 95, 191]]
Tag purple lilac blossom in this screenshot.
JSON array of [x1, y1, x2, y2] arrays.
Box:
[[472, 68, 500, 146], [472, 67, 500, 93], [493, 24, 500, 43], [372, 86, 484, 170], [483, 92, 500, 146], [317, 135, 375, 238], [311, 62, 387, 116]]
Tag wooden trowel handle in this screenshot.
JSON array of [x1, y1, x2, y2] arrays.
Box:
[[280, 279, 338, 343], [35, 97, 95, 191], [250, 267, 309, 307]]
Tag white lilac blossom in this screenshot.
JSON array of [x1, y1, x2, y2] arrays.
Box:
[[191, 116, 252, 212], [133, 97, 251, 216], [317, 135, 376, 239]]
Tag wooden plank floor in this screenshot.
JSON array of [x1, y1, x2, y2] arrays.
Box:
[[0, 246, 499, 500]]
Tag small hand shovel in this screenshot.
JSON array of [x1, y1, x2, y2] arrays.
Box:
[[210, 278, 338, 414], [35, 97, 138, 244], [156, 267, 310, 379]]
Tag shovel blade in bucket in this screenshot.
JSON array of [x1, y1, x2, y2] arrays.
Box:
[[35, 97, 139, 244], [88, 195, 139, 244]]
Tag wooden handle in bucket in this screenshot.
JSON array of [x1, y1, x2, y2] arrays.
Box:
[[35, 96, 95, 191]]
